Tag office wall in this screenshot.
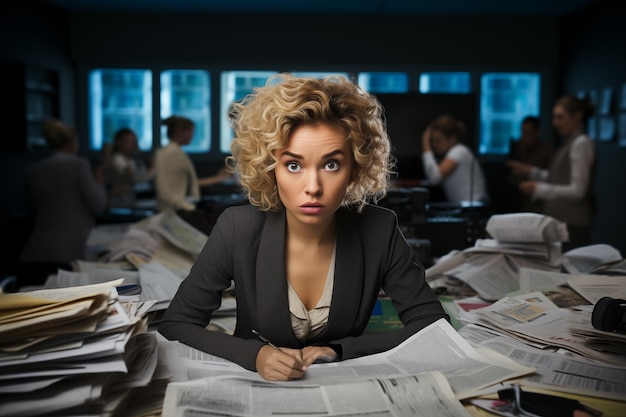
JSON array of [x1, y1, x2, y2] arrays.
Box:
[[8, 5, 624, 258], [562, 1, 626, 255], [67, 12, 563, 159], [0, 3, 75, 127]]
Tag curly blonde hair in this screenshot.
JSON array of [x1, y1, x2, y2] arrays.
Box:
[[228, 74, 394, 211]]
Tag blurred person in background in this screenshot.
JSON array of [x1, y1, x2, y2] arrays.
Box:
[[507, 95, 596, 251], [508, 115, 555, 212], [18, 118, 107, 287]]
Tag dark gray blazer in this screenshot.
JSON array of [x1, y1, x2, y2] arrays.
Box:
[[19, 152, 107, 264], [159, 204, 448, 371]]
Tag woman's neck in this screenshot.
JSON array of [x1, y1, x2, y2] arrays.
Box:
[[286, 216, 336, 247]]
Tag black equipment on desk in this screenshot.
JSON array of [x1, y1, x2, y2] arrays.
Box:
[[591, 296, 626, 334]]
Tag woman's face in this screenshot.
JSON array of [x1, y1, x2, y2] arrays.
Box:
[[552, 104, 582, 138], [430, 130, 456, 155], [274, 123, 352, 229]]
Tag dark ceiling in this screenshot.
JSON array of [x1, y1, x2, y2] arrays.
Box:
[[44, 0, 599, 16]]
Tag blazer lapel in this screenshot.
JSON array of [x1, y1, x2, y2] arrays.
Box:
[[255, 210, 298, 344], [325, 207, 363, 339]]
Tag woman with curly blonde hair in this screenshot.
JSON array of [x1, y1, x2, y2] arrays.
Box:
[[160, 74, 448, 381]]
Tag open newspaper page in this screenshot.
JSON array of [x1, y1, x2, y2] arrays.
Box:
[[162, 371, 472, 417], [158, 319, 534, 402]]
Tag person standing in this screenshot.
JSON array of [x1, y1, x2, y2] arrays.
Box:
[[155, 115, 233, 212], [508, 116, 555, 213], [18, 118, 107, 287], [509, 116, 555, 170], [154, 115, 200, 212], [507, 95, 596, 251]]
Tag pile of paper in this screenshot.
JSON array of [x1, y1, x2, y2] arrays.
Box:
[[453, 269, 626, 402], [0, 279, 170, 417], [426, 213, 603, 301], [562, 243, 625, 274], [484, 212, 569, 243], [85, 211, 210, 280]]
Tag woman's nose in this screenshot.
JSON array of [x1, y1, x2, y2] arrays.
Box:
[[304, 170, 322, 195]]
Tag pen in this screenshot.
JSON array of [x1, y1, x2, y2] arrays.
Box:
[[252, 329, 283, 352]]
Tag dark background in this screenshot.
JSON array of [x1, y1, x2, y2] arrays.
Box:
[[1, 0, 625, 259]]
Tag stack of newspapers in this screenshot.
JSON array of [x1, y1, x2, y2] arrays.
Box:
[[0, 279, 169, 417], [427, 212, 571, 301]]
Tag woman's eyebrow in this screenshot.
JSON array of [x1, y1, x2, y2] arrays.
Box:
[[279, 151, 302, 159], [278, 149, 345, 159]]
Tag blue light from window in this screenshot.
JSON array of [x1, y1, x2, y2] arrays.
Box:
[[160, 69, 211, 153], [479, 73, 540, 155], [220, 71, 278, 154], [358, 72, 409, 93], [419, 72, 471, 93], [89, 69, 152, 151]]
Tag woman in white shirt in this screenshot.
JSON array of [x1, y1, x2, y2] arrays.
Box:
[[421, 114, 487, 204], [155, 116, 234, 212], [507, 95, 596, 250]]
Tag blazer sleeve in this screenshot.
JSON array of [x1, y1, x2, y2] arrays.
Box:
[[158, 209, 266, 371]]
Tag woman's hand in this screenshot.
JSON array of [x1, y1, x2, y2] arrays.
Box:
[[519, 180, 537, 196], [255, 345, 306, 381], [301, 346, 337, 368]]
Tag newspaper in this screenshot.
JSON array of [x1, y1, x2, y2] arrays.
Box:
[[159, 319, 534, 403], [459, 323, 626, 401], [443, 253, 520, 301], [162, 371, 471, 417], [149, 211, 208, 258], [485, 212, 569, 243], [466, 238, 563, 267], [563, 243, 623, 274], [462, 295, 625, 365], [566, 274, 626, 304]]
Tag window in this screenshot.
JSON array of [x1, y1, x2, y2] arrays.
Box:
[[419, 72, 471, 94], [160, 70, 211, 153], [358, 72, 409, 93], [89, 69, 152, 151], [219, 70, 278, 153], [479, 73, 540, 155]]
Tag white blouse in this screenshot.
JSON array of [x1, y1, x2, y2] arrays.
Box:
[[288, 243, 336, 343]]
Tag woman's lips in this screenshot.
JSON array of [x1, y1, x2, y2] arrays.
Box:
[[300, 203, 324, 214]]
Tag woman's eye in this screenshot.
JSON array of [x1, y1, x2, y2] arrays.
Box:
[[325, 160, 340, 171], [286, 162, 301, 172]]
